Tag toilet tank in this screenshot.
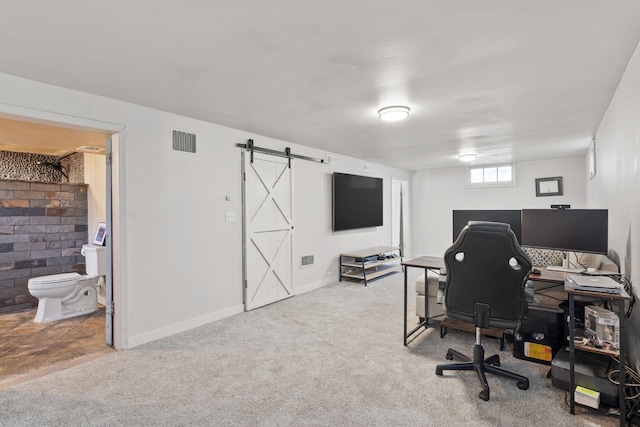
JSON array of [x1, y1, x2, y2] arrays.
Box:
[[82, 244, 107, 276]]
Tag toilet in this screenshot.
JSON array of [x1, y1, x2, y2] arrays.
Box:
[[28, 244, 106, 323]]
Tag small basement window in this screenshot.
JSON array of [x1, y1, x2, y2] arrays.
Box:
[[468, 164, 515, 187]]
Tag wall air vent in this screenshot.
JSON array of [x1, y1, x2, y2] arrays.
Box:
[[172, 130, 197, 153], [300, 255, 314, 268]]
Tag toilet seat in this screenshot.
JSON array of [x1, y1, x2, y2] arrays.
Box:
[[28, 272, 81, 290]]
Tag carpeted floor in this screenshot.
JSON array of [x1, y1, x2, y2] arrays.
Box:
[[0, 270, 620, 426]]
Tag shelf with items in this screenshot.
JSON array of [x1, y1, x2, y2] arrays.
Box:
[[339, 246, 401, 286], [566, 286, 630, 426], [573, 341, 619, 357]]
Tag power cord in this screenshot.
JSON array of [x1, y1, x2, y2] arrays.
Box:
[[608, 357, 640, 425]]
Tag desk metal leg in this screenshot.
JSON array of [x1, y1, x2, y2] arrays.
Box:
[[569, 294, 575, 414], [404, 268, 408, 346], [617, 300, 626, 427], [404, 266, 429, 346], [424, 267, 429, 325]]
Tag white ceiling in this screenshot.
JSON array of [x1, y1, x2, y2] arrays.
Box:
[[1, 1, 640, 170]]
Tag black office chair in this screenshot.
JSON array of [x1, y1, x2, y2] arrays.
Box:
[[435, 221, 532, 401]]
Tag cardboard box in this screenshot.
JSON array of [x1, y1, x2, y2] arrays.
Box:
[[584, 306, 619, 349]]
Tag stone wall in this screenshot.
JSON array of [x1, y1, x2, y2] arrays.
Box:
[[0, 181, 88, 313], [0, 150, 84, 183]]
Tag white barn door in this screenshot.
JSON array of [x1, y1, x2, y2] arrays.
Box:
[[242, 152, 294, 310]]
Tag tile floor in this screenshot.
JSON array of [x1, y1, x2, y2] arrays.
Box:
[[0, 306, 113, 386]]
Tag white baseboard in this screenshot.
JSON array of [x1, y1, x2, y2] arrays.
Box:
[[126, 277, 336, 348], [126, 304, 244, 348], [294, 277, 335, 295]]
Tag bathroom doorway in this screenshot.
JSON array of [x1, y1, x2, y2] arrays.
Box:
[[0, 106, 123, 381]]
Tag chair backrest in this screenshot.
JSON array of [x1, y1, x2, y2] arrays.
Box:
[[444, 221, 532, 330]]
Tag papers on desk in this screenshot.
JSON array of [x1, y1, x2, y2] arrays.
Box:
[[565, 275, 624, 294]]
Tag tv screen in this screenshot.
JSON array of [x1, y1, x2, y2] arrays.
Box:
[[521, 209, 608, 254], [452, 210, 522, 243], [332, 173, 383, 231]]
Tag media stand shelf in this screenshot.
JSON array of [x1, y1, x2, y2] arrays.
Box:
[[339, 246, 401, 286]]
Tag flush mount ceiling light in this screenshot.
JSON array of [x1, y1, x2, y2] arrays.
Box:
[[378, 106, 410, 121], [459, 153, 478, 162]]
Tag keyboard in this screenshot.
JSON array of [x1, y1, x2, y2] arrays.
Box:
[[546, 266, 586, 273]]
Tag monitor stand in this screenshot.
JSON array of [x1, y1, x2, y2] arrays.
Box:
[[545, 251, 586, 273]]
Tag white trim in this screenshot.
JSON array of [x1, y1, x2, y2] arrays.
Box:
[[112, 130, 127, 351], [294, 277, 335, 295], [126, 304, 245, 348], [0, 102, 124, 133]]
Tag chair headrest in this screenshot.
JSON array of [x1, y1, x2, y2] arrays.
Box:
[[465, 221, 511, 233]]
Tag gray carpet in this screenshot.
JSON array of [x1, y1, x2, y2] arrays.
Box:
[[0, 269, 618, 426]]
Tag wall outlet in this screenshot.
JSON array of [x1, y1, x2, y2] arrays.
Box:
[[225, 211, 235, 222]]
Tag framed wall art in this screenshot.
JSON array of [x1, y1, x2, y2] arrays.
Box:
[[535, 177, 563, 197]]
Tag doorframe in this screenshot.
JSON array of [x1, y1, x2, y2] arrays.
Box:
[[0, 103, 126, 349], [392, 178, 409, 257]]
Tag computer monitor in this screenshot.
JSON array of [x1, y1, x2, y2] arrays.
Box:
[[521, 209, 608, 254], [452, 210, 522, 243]]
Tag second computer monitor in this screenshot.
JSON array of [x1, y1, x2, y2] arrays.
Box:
[[521, 209, 608, 254], [452, 210, 522, 243]]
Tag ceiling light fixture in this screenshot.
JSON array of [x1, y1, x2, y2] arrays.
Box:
[[378, 106, 410, 121], [459, 153, 477, 162]]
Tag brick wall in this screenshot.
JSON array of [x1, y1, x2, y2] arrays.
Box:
[[0, 180, 88, 314]]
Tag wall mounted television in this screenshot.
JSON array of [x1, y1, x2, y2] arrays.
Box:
[[521, 209, 608, 254], [452, 210, 522, 243], [332, 172, 383, 231]]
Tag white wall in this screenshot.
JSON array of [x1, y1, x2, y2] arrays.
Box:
[[0, 72, 409, 348], [590, 41, 640, 370], [411, 157, 587, 257], [84, 153, 107, 237]]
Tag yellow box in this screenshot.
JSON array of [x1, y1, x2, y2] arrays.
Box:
[[524, 341, 552, 362]]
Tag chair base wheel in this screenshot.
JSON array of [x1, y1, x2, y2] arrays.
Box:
[[517, 380, 529, 390], [435, 367, 443, 376], [479, 390, 489, 401]]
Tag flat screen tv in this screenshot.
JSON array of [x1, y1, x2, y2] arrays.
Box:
[[521, 209, 608, 254], [332, 172, 383, 231], [452, 210, 522, 243]]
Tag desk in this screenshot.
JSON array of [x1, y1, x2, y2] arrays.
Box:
[[565, 284, 630, 427], [528, 267, 571, 285], [401, 256, 445, 346]]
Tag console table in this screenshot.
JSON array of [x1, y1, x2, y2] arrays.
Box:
[[339, 246, 401, 286]]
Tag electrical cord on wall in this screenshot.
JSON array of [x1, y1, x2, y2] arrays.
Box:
[[36, 161, 68, 180]]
